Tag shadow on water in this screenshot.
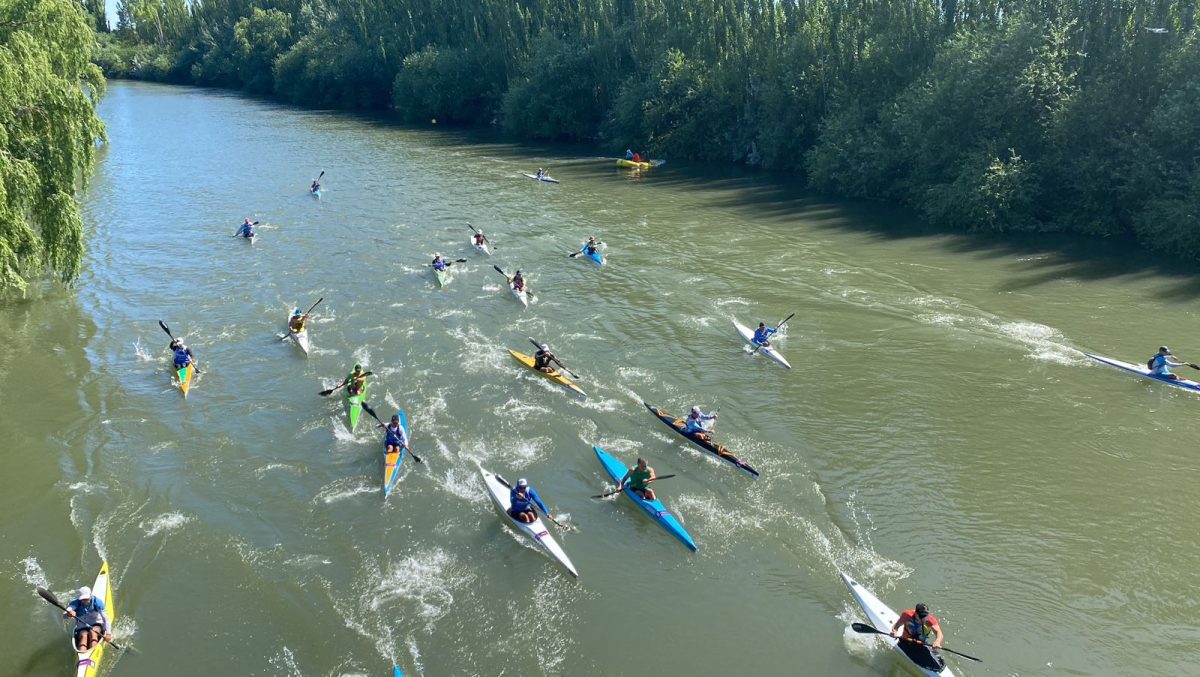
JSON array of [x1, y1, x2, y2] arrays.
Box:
[[145, 82, 1200, 298]]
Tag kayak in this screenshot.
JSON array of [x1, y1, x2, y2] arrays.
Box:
[[1085, 352, 1200, 394], [616, 158, 652, 168], [734, 320, 791, 369], [642, 402, 758, 478], [393, 666, 403, 677], [289, 328, 311, 355], [471, 236, 491, 255], [480, 467, 579, 578], [175, 361, 195, 398], [310, 187, 320, 199], [346, 383, 368, 431], [580, 242, 604, 266], [509, 349, 586, 399], [522, 173, 560, 184], [243, 232, 255, 245], [435, 268, 448, 286], [592, 445, 697, 551], [73, 561, 114, 677], [383, 410, 408, 496], [840, 572, 954, 676], [508, 280, 529, 308]]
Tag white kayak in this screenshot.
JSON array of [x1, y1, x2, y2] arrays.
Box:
[[1085, 352, 1200, 394], [471, 236, 491, 255], [841, 572, 954, 677], [734, 320, 791, 369], [289, 327, 311, 355], [509, 281, 529, 308], [480, 468, 578, 578]]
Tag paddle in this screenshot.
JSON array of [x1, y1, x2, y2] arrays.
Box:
[[318, 371, 373, 397], [36, 587, 123, 651], [231, 221, 260, 237], [492, 265, 535, 299], [494, 473, 573, 530], [311, 170, 324, 190], [592, 474, 676, 499], [749, 313, 795, 355], [158, 320, 202, 373], [363, 403, 423, 463], [850, 622, 982, 663], [428, 259, 468, 266], [526, 337, 581, 379], [569, 241, 605, 258], [278, 297, 324, 341]]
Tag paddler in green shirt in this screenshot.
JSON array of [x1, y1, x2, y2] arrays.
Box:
[[616, 457, 657, 501]]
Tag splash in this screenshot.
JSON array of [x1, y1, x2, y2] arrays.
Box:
[[139, 512, 193, 537]]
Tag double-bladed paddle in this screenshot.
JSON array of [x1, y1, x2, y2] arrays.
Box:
[[318, 371, 373, 397], [492, 265, 535, 299], [36, 586, 123, 651], [278, 297, 324, 341], [749, 313, 795, 355], [466, 223, 496, 249], [494, 473, 572, 530], [231, 221, 260, 237], [428, 259, 468, 266], [592, 474, 676, 499], [363, 402, 423, 463], [158, 320, 202, 373], [526, 338, 581, 379], [569, 241, 605, 258], [849, 622, 982, 663]]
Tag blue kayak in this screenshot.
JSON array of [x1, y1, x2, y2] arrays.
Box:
[[383, 410, 409, 497], [393, 665, 404, 677], [593, 445, 696, 551], [581, 242, 604, 266], [1086, 353, 1200, 394]]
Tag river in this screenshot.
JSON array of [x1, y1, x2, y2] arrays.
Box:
[[1, 80, 1197, 676]]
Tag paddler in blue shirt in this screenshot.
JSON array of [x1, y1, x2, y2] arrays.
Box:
[[624, 149, 634, 160], [236, 218, 255, 238], [683, 406, 717, 440], [432, 254, 448, 272], [310, 178, 320, 193], [168, 338, 193, 369], [583, 236, 603, 257], [752, 321, 777, 347], [1149, 346, 1190, 380], [65, 585, 111, 651], [378, 413, 409, 456], [508, 478, 552, 523]]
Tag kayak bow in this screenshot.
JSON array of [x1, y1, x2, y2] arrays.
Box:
[[522, 173, 560, 184], [593, 445, 697, 551], [642, 402, 758, 478], [347, 382, 368, 431], [480, 467, 578, 577], [580, 242, 604, 266], [176, 362, 195, 398], [509, 350, 586, 399]]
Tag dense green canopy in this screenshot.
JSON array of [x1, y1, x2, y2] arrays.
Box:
[[100, 1, 1200, 260], [0, 0, 106, 294]]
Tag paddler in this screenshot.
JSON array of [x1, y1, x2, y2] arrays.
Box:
[[168, 337, 193, 369], [378, 413, 409, 456], [288, 308, 308, 334], [1149, 346, 1188, 380], [237, 218, 255, 238], [891, 602, 944, 662], [511, 270, 527, 293], [508, 478, 551, 524], [342, 364, 368, 397], [310, 178, 320, 193], [432, 254, 448, 272], [752, 321, 778, 347], [533, 343, 557, 373], [583, 236, 603, 257], [473, 231, 490, 247], [683, 406, 717, 440], [535, 168, 546, 179], [624, 149, 634, 160], [615, 457, 657, 501], [64, 585, 111, 651]]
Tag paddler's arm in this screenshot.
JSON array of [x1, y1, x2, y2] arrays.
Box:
[[929, 619, 942, 648], [616, 468, 632, 490], [889, 614, 906, 637], [530, 488, 549, 515]]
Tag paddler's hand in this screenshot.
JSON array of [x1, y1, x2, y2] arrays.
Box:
[[104, 632, 113, 643], [65, 609, 76, 618]]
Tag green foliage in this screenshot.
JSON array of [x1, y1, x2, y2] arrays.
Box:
[[0, 0, 105, 294], [393, 45, 502, 125], [233, 7, 294, 93]]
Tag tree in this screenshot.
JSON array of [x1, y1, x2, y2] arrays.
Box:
[[0, 0, 106, 294]]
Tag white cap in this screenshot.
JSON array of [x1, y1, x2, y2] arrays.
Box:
[[517, 478, 528, 487], [691, 406, 702, 415], [78, 586, 92, 599]]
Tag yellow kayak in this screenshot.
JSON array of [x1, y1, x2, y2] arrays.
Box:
[[73, 561, 114, 677], [616, 158, 652, 168], [177, 362, 196, 398], [508, 350, 585, 399]]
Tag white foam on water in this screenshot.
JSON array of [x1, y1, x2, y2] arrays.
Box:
[[405, 637, 423, 675], [576, 396, 622, 412], [715, 297, 753, 307], [490, 396, 552, 422], [313, 477, 376, 504], [267, 646, 303, 677], [131, 337, 154, 362], [20, 556, 49, 588], [370, 548, 476, 626], [139, 512, 192, 537], [67, 481, 96, 493], [254, 462, 304, 479]]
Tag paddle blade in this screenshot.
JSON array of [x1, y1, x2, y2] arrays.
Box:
[[360, 401, 383, 425], [158, 320, 174, 339], [850, 622, 885, 636], [318, 388, 335, 397], [493, 264, 507, 277], [37, 586, 66, 611], [494, 473, 513, 488], [467, 222, 477, 233]]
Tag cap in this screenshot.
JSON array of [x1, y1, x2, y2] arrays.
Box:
[[354, 363, 362, 370], [690, 406, 702, 415], [915, 603, 929, 618], [78, 586, 92, 599], [293, 308, 302, 315], [390, 414, 399, 422], [517, 478, 528, 487], [540, 344, 549, 351], [1160, 346, 1171, 353]]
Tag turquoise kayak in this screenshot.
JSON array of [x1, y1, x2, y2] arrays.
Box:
[[593, 445, 696, 551], [393, 664, 403, 676], [581, 242, 604, 266]]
